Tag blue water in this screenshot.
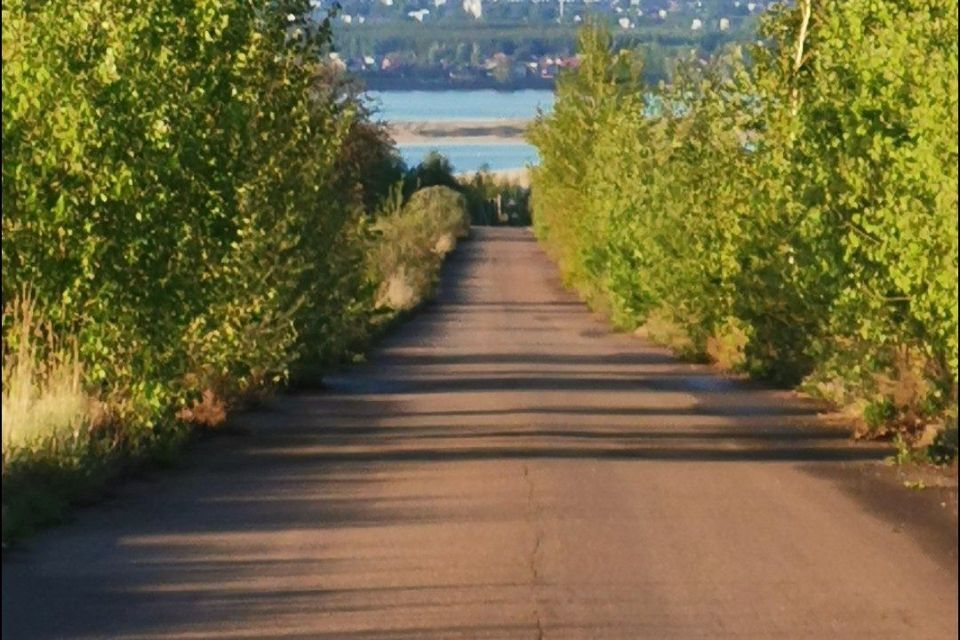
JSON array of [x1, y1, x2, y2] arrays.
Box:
[[370, 89, 551, 172], [368, 89, 554, 122], [400, 143, 538, 173]]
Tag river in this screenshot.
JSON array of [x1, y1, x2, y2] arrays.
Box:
[[367, 89, 553, 173]]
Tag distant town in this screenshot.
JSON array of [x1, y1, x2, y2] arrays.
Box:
[[323, 0, 761, 88]]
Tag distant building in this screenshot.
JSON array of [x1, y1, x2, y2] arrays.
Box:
[[463, 0, 482, 19], [328, 52, 346, 71], [658, 8, 667, 19], [380, 0, 393, 5], [719, 17, 730, 30], [618, 16, 630, 28], [691, 18, 702, 30], [483, 52, 509, 70], [408, 8, 430, 21]]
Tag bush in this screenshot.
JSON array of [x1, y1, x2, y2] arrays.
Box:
[[2, 1, 454, 542], [372, 186, 470, 311], [529, 7, 958, 456], [402, 152, 462, 198], [461, 169, 532, 226]]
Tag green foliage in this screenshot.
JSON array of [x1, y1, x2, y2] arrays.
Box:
[[336, 17, 756, 87], [2, 0, 464, 542], [372, 185, 470, 311], [401, 155, 531, 227], [529, 6, 958, 445], [461, 169, 532, 227], [2, 0, 363, 412], [403, 151, 462, 197], [927, 424, 958, 465]]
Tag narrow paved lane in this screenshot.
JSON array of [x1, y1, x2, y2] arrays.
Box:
[[3, 228, 957, 639]]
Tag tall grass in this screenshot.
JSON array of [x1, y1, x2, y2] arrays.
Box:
[[2, 295, 91, 455], [372, 185, 470, 311], [1, 294, 115, 542]]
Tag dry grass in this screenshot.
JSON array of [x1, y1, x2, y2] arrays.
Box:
[[372, 185, 469, 312], [433, 233, 456, 255], [2, 295, 92, 453], [175, 389, 227, 429], [876, 346, 933, 422], [637, 308, 696, 357], [380, 268, 420, 311], [706, 319, 749, 371]]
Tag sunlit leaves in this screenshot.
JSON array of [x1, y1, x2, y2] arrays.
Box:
[[530, 4, 958, 425], [2, 0, 389, 426]]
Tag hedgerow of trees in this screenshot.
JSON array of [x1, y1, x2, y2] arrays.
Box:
[[2, 0, 387, 423], [529, 4, 958, 456], [0, 0, 470, 540], [335, 21, 753, 86]]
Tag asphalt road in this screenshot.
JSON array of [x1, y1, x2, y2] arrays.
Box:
[[3, 227, 957, 639]]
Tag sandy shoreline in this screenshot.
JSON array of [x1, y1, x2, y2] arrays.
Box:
[[389, 119, 531, 144], [456, 167, 531, 187], [390, 119, 535, 184]]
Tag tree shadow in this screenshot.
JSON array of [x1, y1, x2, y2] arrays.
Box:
[[2, 227, 902, 640]]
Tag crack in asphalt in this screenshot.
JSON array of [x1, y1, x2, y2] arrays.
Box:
[[523, 462, 545, 640]]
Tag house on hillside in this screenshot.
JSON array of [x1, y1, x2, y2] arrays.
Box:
[[483, 52, 509, 71], [463, 0, 482, 18]]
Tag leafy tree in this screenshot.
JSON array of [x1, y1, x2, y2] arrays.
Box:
[[403, 151, 461, 197], [529, 7, 958, 444]]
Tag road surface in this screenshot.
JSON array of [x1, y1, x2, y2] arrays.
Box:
[[3, 227, 957, 639]]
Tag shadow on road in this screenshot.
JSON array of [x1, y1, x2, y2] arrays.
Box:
[[9, 228, 946, 640]]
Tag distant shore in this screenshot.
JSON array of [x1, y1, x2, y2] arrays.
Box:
[[389, 119, 531, 144], [362, 76, 556, 92], [462, 167, 530, 188]]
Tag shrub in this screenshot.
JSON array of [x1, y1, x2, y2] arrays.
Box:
[[1, 0, 429, 541], [529, 7, 958, 455], [461, 169, 533, 226], [403, 151, 462, 198], [372, 186, 470, 311], [2, 295, 91, 453]]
